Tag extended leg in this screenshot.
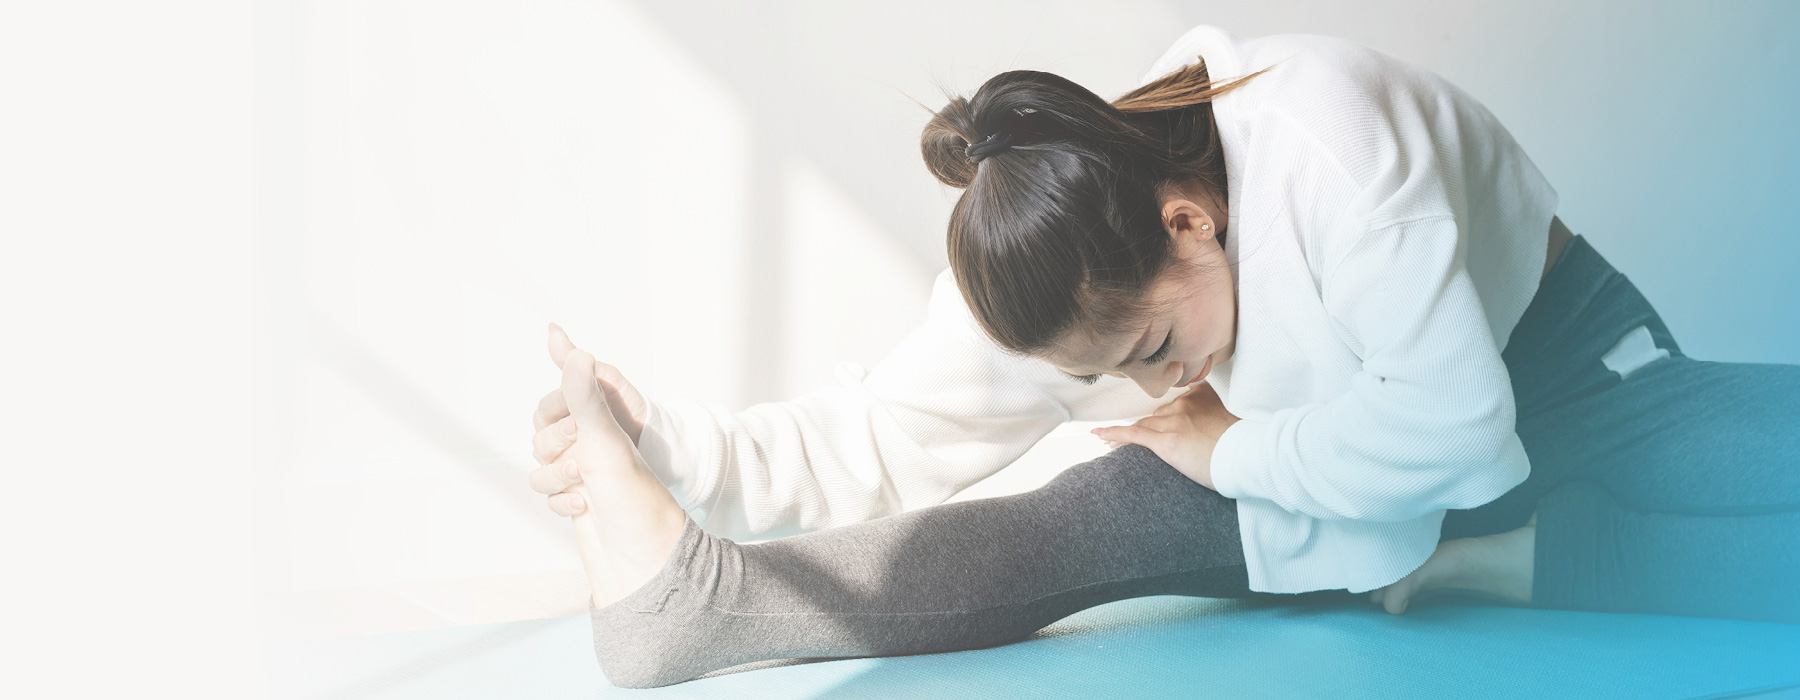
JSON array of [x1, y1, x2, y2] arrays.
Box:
[[590, 445, 1250, 688]]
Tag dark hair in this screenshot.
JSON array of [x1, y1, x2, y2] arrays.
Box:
[[921, 59, 1263, 354]]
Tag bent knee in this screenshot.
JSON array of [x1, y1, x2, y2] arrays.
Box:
[[1038, 444, 1219, 508], [1051, 445, 1182, 488]]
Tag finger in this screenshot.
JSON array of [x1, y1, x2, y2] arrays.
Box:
[[562, 348, 632, 449], [533, 388, 567, 431], [531, 416, 578, 465], [548, 491, 587, 517], [548, 323, 578, 370], [528, 457, 582, 495], [1091, 425, 1171, 454], [1132, 415, 1181, 433]]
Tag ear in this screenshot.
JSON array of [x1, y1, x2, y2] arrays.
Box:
[[1160, 197, 1217, 244]]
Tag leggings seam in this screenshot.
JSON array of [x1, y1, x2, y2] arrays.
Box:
[[699, 564, 1246, 619]]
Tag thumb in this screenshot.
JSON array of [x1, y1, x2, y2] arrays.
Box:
[[560, 348, 632, 449], [547, 322, 577, 370]]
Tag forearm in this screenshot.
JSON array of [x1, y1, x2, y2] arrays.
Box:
[[1210, 400, 1529, 522], [638, 381, 1068, 541]]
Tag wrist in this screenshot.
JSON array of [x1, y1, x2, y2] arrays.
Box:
[[1207, 418, 1260, 500]]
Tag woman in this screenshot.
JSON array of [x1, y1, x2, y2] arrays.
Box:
[[526, 26, 1800, 688]]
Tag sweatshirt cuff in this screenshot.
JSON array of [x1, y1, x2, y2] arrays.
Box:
[[1209, 417, 1270, 501]]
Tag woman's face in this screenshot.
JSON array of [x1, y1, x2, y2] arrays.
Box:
[[1041, 194, 1237, 399]]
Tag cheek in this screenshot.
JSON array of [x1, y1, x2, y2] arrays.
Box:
[[1196, 288, 1236, 346]]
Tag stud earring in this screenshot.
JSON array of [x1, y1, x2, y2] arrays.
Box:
[[1200, 223, 1211, 231]]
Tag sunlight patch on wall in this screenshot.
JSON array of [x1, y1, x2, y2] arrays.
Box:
[[778, 159, 935, 397], [276, 0, 749, 606]]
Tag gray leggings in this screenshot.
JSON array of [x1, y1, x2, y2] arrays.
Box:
[[591, 236, 1800, 688], [592, 445, 1250, 688]]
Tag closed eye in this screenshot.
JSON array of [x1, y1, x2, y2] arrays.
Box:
[[1061, 371, 1100, 386], [1141, 332, 1173, 364]]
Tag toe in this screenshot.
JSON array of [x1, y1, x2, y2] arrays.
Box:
[[1385, 587, 1410, 615], [1380, 576, 1416, 615]]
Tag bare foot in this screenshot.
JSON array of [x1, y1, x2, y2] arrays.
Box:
[[1370, 514, 1536, 614], [560, 347, 689, 609]]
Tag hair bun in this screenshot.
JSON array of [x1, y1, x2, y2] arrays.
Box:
[[921, 95, 980, 188]]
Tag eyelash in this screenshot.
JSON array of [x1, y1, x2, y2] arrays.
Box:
[[1065, 332, 1172, 385], [1142, 333, 1173, 364]]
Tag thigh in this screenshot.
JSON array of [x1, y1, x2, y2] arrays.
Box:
[[1556, 357, 1800, 513], [1458, 356, 1800, 537]]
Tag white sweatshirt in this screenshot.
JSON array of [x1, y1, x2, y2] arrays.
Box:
[[635, 25, 1558, 594]]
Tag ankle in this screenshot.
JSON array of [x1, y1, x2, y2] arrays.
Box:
[[588, 511, 693, 607]]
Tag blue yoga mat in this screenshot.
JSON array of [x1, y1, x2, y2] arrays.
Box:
[[267, 596, 1800, 699]]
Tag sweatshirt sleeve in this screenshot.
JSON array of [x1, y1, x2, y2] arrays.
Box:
[[633, 270, 1127, 541], [1208, 215, 1530, 522]]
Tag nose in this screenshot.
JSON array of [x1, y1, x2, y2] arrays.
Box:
[[1126, 362, 1183, 399]]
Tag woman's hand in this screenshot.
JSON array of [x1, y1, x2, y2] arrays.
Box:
[[1091, 383, 1240, 490], [528, 323, 651, 516]]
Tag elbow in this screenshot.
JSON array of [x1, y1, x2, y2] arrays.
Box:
[[1474, 445, 1531, 507], [1325, 439, 1529, 523], [1430, 434, 1531, 513], [1470, 426, 1529, 496]]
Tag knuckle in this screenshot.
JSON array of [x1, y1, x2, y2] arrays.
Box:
[[533, 425, 572, 460], [555, 457, 581, 482]]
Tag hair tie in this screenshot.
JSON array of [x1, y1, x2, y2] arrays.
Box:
[[964, 132, 1016, 163]]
